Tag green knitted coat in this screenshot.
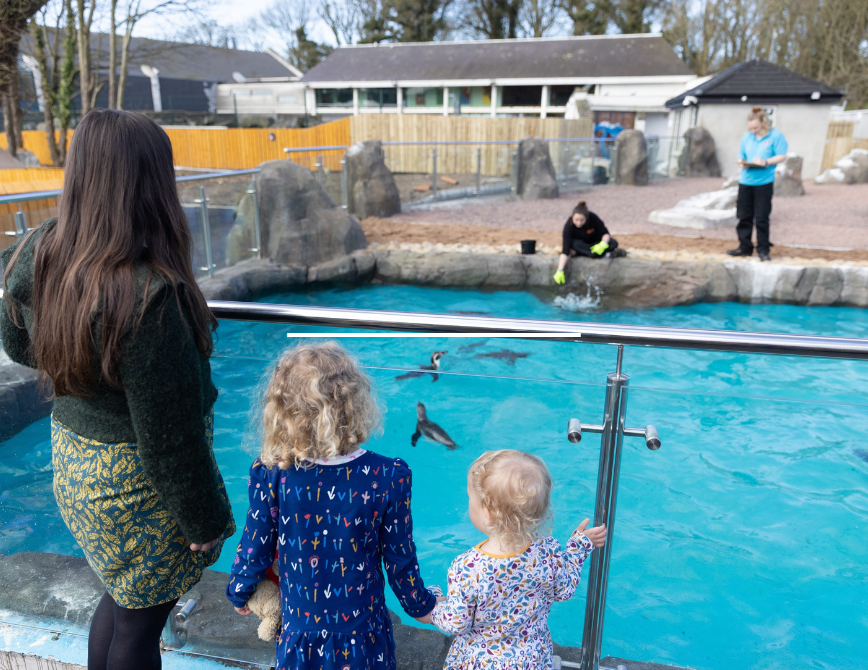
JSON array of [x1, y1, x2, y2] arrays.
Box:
[[0, 219, 230, 545]]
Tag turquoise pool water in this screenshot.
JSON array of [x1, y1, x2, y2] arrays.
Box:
[[2, 286, 868, 670]]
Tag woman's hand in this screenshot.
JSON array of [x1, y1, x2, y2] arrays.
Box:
[[190, 538, 220, 552], [577, 518, 608, 548], [414, 596, 445, 624], [751, 156, 768, 167], [234, 606, 251, 615]]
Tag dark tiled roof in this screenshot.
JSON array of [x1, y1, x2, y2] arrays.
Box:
[[665, 59, 843, 107], [19, 32, 294, 83], [300, 35, 694, 83]]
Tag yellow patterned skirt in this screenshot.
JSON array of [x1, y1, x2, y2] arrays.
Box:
[[51, 410, 235, 609]]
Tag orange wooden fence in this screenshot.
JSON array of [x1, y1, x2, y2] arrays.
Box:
[[0, 119, 350, 173]]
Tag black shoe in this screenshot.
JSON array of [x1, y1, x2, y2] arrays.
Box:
[[609, 248, 627, 258], [726, 247, 753, 257], [758, 251, 771, 262]]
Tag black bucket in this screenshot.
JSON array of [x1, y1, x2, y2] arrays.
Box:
[[520, 240, 536, 255]]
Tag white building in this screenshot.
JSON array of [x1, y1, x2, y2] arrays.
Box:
[[665, 59, 844, 179], [226, 35, 697, 136]]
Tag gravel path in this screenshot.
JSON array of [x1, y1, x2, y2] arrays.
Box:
[[389, 178, 868, 250]]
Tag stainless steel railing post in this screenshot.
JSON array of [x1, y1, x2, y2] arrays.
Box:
[[580, 345, 629, 670], [476, 147, 482, 196], [246, 179, 262, 260], [432, 149, 438, 199], [340, 156, 348, 209], [196, 185, 215, 277]]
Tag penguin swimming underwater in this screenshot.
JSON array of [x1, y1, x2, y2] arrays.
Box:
[[395, 351, 447, 382], [411, 402, 457, 450]]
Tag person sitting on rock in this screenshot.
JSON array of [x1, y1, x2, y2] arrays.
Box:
[[554, 200, 625, 284]]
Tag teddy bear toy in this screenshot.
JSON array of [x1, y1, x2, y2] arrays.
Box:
[[245, 558, 282, 642]]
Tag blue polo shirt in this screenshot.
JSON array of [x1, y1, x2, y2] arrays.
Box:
[[739, 128, 788, 186]]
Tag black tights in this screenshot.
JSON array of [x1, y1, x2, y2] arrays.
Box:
[[88, 591, 178, 670]]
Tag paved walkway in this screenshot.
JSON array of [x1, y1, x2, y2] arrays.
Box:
[[390, 178, 868, 250]]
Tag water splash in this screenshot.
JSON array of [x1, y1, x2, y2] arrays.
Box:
[[553, 285, 602, 312]]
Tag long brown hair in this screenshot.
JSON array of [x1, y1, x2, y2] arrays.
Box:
[[2, 109, 216, 397]]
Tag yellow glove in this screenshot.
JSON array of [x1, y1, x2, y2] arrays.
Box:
[[590, 241, 609, 256], [553, 270, 565, 285]]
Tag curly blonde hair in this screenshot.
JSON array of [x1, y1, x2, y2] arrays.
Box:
[[260, 342, 382, 468], [470, 449, 552, 552]]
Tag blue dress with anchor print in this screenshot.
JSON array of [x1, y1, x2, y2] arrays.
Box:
[[226, 451, 436, 670]]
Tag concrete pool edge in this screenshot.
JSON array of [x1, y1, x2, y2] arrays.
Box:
[[197, 249, 868, 309], [0, 552, 693, 670]]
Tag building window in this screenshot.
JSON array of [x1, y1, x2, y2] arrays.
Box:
[[403, 87, 444, 108], [446, 87, 490, 108], [549, 85, 576, 106], [316, 88, 353, 106], [360, 88, 397, 108], [501, 86, 543, 107], [250, 89, 272, 96]]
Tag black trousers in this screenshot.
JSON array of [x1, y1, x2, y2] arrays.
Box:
[[570, 237, 619, 258], [88, 590, 178, 670], [736, 183, 774, 254]]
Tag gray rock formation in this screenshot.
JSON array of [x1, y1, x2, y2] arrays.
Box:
[[345, 140, 401, 218], [15, 149, 41, 168], [815, 148, 868, 185], [0, 356, 53, 441], [199, 251, 376, 301], [774, 154, 805, 196], [683, 126, 721, 177], [648, 187, 738, 229], [225, 159, 366, 267], [613, 130, 648, 186], [516, 138, 559, 200]]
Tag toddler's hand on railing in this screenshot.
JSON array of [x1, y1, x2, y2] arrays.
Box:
[[577, 518, 607, 547]]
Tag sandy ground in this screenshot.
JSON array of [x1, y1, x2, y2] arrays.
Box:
[[377, 178, 868, 257]]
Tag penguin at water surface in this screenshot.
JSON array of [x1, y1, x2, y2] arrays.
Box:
[[411, 402, 457, 450], [395, 351, 447, 382]]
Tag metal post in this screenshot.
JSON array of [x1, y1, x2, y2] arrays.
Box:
[[196, 185, 215, 277], [317, 153, 324, 188], [14, 210, 27, 235], [246, 180, 262, 260], [476, 147, 482, 196], [511, 148, 519, 194], [580, 345, 628, 670], [432, 149, 438, 199], [340, 156, 348, 209]]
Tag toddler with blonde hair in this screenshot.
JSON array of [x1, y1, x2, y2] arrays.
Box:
[[226, 342, 439, 670], [428, 449, 607, 669]]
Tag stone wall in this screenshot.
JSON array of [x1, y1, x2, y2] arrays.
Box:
[[200, 249, 868, 310]]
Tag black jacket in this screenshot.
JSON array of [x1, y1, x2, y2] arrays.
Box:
[[562, 212, 609, 254]]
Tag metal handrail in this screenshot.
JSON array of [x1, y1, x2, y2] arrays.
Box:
[[0, 168, 262, 206], [206, 301, 868, 360]]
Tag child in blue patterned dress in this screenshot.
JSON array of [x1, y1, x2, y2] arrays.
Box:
[[226, 342, 440, 670], [429, 449, 607, 669]]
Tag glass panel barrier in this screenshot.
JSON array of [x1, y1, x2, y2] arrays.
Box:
[[2, 293, 867, 669]]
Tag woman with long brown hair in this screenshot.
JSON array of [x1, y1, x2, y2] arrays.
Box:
[[1, 109, 234, 670]]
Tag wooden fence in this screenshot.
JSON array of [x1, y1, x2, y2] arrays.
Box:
[[821, 121, 868, 170], [0, 119, 350, 173], [349, 115, 595, 176]]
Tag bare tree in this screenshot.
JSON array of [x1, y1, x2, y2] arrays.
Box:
[[320, 0, 359, 45], [462, 0, 523, 39], [115, 0, 196, 109], [2, 0, 51, 156], [561, 0, 606, 35], [520, 0, 561, 36], [74, 0, 96, 114]]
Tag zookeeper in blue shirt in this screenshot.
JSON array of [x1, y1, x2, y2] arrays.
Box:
[[726, 106, 789, 262]]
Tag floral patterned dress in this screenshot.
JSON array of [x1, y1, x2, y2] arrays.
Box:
[[430, 529, 594, 669], [226, 451, 436, 670]]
